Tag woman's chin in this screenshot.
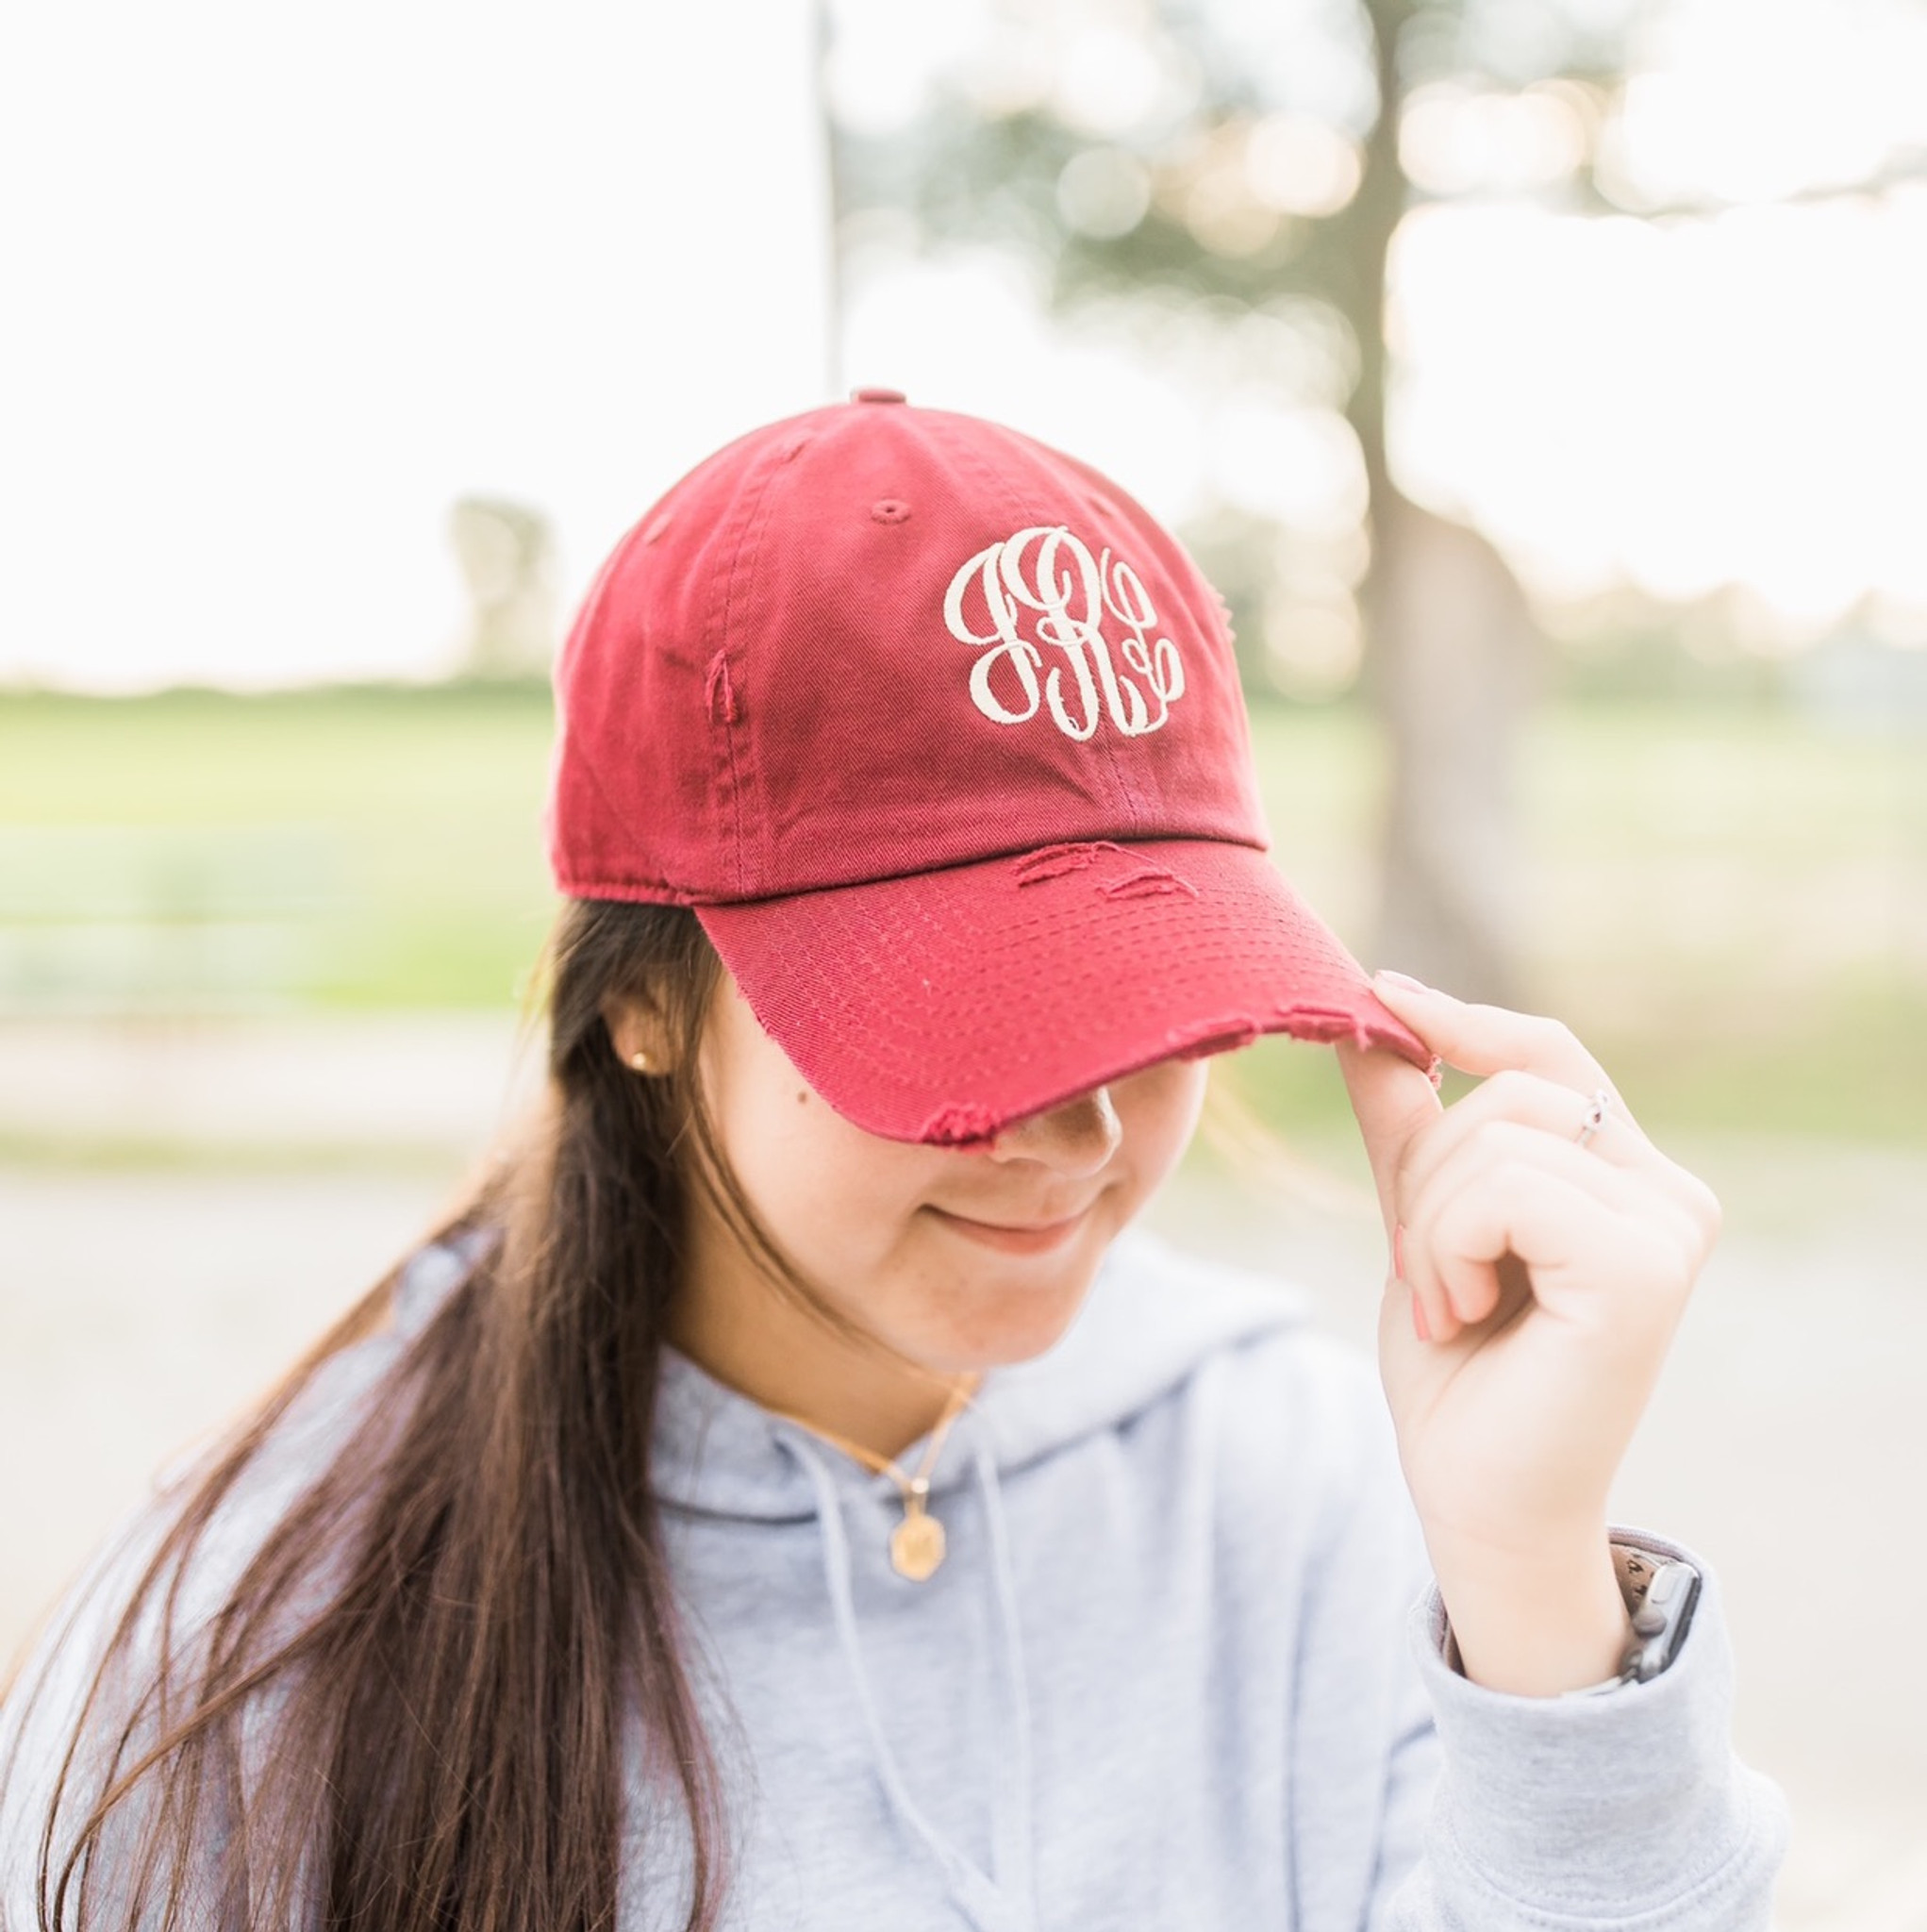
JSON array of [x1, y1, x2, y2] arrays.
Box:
[[912, 1257, 1104, 1374]]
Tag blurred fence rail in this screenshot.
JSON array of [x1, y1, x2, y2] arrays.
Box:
[[0, 825, 338, 1013]]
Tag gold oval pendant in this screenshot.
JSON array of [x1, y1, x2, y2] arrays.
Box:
[[889, 1511, 946, 1582]]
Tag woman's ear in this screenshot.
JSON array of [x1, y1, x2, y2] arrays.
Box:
[[602, 992, 673, 1076]]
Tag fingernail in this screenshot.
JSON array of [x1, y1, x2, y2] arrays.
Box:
[[1375, 970, 1433, 995], [1411, 1294, 1431, 1342], [1392, 1223, 1405, 1280]]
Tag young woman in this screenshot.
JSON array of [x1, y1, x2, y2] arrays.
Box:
[[1, 393, 1786, 1929]]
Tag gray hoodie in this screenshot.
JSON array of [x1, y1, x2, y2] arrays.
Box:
[[1, 1233, 1788, 1928]]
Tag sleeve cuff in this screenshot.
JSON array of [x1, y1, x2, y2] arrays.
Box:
[[1408, 1526, 1789, 1919]]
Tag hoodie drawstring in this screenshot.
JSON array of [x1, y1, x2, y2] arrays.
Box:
[[972, 1434, 1037, 1910], [780, 1430, 1036, 1932]]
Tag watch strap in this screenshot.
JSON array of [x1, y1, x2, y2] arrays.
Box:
[[1560, 1543, 1703, 1697]]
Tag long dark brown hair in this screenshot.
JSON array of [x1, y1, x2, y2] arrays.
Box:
[[2, 900, 795, 1931]]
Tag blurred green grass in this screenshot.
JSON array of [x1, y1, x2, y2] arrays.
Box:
[[2, 684, 1920, 1142], [1247, 699, 1927, 1146], [0, 684, 556, 1010]]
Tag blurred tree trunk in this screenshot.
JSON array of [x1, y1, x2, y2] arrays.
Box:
[[1349, 0, 1537, 1003], [1364, 499, 1536, 997]]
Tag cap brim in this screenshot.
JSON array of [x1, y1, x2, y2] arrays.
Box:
[[696, 838, 1434, 1145]]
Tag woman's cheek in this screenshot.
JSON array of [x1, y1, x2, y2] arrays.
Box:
[[1120, 1059, 1210, 1179]]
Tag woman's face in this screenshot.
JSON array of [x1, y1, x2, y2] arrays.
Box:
[[683, 970, 1209, 1374]]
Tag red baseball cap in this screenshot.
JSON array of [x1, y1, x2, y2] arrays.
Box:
[[547, 390, 1431, 1144]]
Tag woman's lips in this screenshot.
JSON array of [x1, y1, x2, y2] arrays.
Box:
[[926, 1205, 1092, 1255]]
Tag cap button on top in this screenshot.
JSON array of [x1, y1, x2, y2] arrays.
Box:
[[851, 387, 908, 405]]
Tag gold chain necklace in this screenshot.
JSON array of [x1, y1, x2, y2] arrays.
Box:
[[769, 1375, 982, 1582]]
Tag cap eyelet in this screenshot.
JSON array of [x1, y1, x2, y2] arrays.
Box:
[[872, 499, 912, 525]]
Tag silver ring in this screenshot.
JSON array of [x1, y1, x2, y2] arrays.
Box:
[[1576, 1088, 1612, 1148]]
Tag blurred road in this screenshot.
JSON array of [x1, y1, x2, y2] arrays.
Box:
[[2, 1017, 1922, 1930]]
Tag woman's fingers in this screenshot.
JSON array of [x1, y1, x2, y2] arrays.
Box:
[[1395, 1121, 1709, 1339], [1396, 1126, 1638, 1341], [1387, 1070, 1721, 1320], [1355, 975, 1722, 1348], [1334, 1030, 1443, 1235], [1392, 1065, 1648, 1208], [1370, 974, 1622, 1104]]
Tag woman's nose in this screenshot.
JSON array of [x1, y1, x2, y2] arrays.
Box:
[[988, 1086, 1122, 1175]]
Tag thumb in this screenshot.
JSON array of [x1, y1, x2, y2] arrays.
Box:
[[1336, 987, 1444, 1233]]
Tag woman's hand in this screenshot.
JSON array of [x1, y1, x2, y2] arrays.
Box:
[[1336, 973, 1721, 1693]]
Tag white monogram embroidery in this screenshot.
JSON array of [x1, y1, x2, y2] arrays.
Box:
[[941, 525, 1186, 740]]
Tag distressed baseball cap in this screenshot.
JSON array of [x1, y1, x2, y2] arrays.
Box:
[[547, 389, 1430, 1144]]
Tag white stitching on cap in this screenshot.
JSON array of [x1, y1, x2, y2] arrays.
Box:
[[942, 526, 1186, 741]]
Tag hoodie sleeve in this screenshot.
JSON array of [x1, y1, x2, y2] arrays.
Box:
[[1272, 1332, 1787, 1931], [1377, 1527, 1790, 1929]]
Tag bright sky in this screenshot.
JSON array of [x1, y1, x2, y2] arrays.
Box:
[[0, 1, 832, 690], [1391, 192, 1927, 628], [1392, 0, 1927, 640], [5, 0, 1926, 689]]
